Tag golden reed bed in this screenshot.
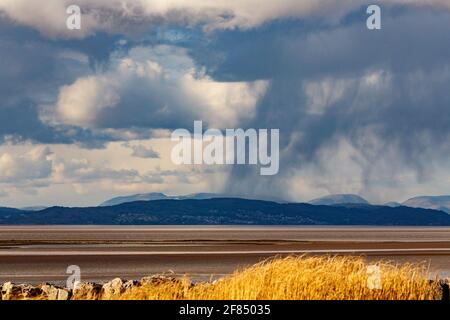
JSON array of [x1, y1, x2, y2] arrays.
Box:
[[119, 256, 440, 300], [2, 255, 442, 300]]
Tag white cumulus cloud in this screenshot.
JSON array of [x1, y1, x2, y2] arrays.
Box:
[[0, 146, 53, 183], [46, 45, 268, 129]]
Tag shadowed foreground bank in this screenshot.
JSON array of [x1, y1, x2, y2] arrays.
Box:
[[1, 256, 448, 300]]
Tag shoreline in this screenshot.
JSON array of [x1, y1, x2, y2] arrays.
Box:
[[1, 226, 449, 285], [1, 257, 449, 300]]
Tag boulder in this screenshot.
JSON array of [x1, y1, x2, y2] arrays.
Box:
[[39, 283, 71, 300], [1, 282, 43, 300], [72, 282, 102, 300], [102, 278, 125, 299], [1, 282, 21, 300], [124, 280, 139, 290], [21, 284, 43, 299], [56, 288, 71, 300], [40, 283, 59, 300]]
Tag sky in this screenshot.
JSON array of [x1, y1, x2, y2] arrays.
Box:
[[1, 0, 450, 207]]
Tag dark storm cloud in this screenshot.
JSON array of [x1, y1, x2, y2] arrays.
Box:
[[186, 8, 450, 198], [198, 9, 450, 80], [0, 17, 134, 147], [2, 4, 450, 200], [0, 35, 75, 142]]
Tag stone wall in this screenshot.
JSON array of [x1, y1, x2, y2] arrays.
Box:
[[0, 275, 179, 300]]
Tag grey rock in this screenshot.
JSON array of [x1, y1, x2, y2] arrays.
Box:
[[1, 282, 43, 300], [102, 278, 125, 299], [72, 282, 102, 300], [1, 282, 21, 300]]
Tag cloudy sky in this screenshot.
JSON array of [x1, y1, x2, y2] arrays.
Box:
[[1, 0, 450, 207]]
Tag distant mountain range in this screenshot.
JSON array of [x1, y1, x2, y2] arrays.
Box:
[[99, 193, 450, 214], [2, 193, 450, 225], [308, 194, 450, 213], [383, 202, 402, 208], [0, 207, 26, 214], [19, 206, 48, 211], [99, 192, 228, 207], [1, 198, 450, 226], [402, 196, 450, 213], [308, 194, 369, 206]]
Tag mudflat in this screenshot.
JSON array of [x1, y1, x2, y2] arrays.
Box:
[[0, 226, 449, 285]]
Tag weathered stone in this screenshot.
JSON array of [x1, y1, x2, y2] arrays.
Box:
[[56, 288, 70, 300], [21, 284, 43, 299], [72, 282, 102, 300], [0, 275, 191, 300], [40, 284, 59, 300], [102, 278, 125, 299], [39, 283, 70, 300], [1, 282, 21, 300], [1, 282, 43, 300]]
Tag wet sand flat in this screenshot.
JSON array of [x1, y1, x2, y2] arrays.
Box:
[[0, 226, 449, 285]]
